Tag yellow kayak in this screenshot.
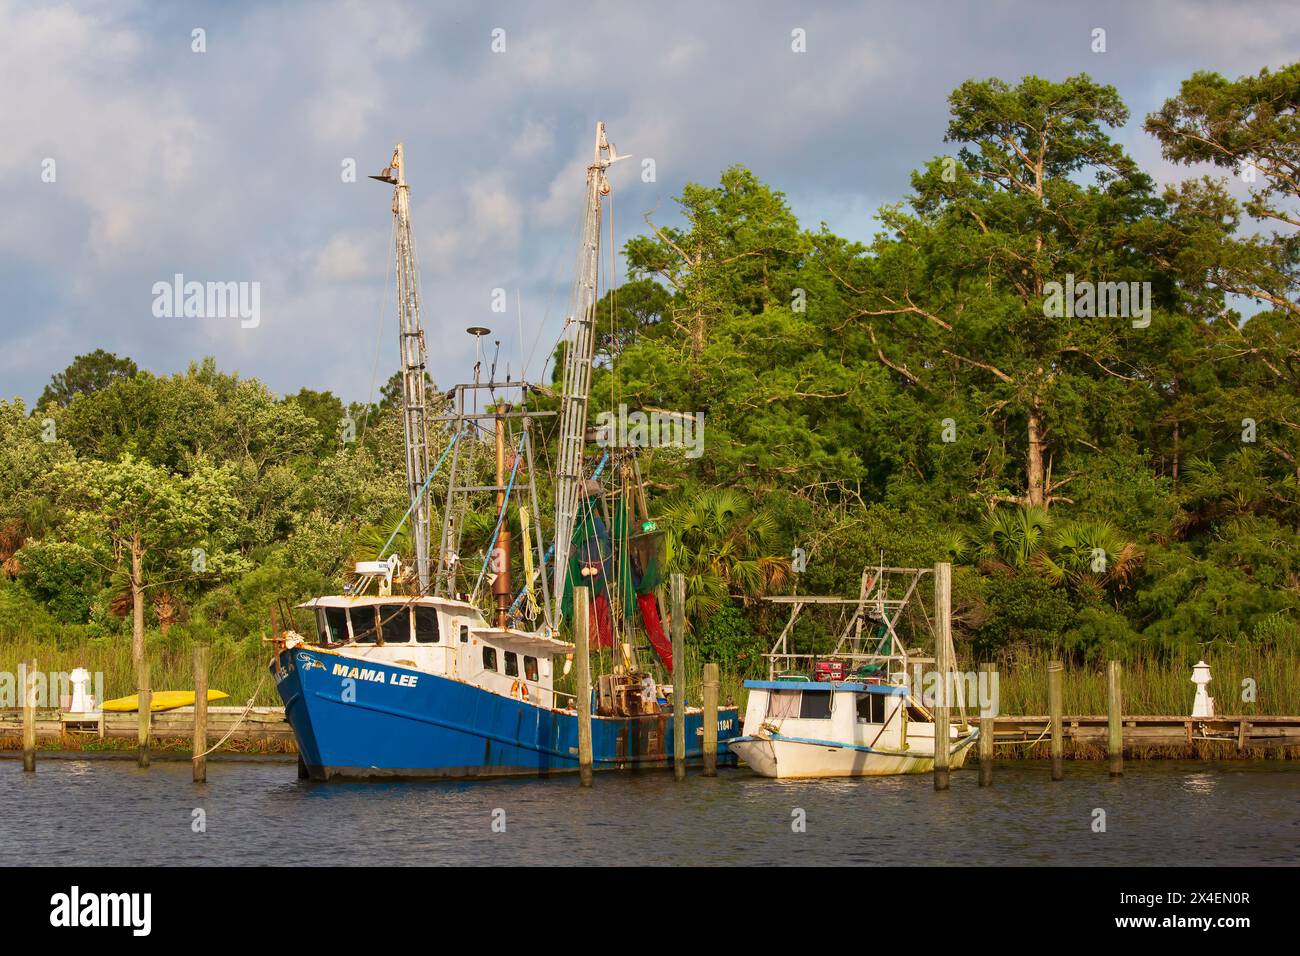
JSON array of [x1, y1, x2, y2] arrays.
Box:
[[101, 690, 229, 712]]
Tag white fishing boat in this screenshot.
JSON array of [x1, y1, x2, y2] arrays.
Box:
[[729, 565, 979, 778]]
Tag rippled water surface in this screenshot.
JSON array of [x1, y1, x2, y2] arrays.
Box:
[[2, 756, 1296, 865]]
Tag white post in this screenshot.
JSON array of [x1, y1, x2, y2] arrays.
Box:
[[1191, 660, 1214, 717]]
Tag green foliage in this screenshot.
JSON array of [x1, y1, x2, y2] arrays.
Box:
[[37, 349, 137, 410], [694, 602, 764, 672], [190, 558, 329, 641], [974, 573, 1076, 654], [15, 540, 99, 624], [660, 487, 789, 624]]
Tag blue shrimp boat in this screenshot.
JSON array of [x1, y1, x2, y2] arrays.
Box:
[[271, 126, 739, 780], [271, 594, 738, 780]]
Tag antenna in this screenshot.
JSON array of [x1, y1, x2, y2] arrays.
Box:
[[468, 326, 491, 381], [468, 326, 490, 414]]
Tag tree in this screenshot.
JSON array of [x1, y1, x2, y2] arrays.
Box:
[[1146, 65, 1300, 498], [614, 167, 869, 494], [660, 488, 789, 624], [1145, 64, 1299, 323], [38, 349, 137, 409], [285, 387, 346, 454], [0, 399, 72, 574], [844, 74, 1170, 509], [53, 454, 244, 668], [973, 505, 1141, 599]]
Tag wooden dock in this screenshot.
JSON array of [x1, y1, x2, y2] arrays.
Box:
[[973, 714, 1300, 751], [0, 706, 295, 752]]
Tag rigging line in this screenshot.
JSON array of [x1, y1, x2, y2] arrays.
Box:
[[525, 175, 589, 387], [516, 290, 526, 383], [471, 430, 527, 603], [362, 213, 399, 446], [376, 427, 464, 560], [508, 448, 609, 613]]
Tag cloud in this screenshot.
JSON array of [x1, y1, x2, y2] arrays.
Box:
[[3, 0, 1298, 406], [311, 234, 386, 283]]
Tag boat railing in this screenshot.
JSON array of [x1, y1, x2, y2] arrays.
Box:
[[763, 651, 916, 682]]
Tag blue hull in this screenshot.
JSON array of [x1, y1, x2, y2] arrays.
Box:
[[273, 647, 740, 780]]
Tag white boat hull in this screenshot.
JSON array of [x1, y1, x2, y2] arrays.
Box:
[[731, 731, 976, 779]]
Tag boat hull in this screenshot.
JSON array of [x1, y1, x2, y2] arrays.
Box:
[[730, 730, 978, 779], [273, 647, 739, 780]]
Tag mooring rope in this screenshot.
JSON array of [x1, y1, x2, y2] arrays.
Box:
[[992, 722, 1051, 748], [193, 670, 270, 761]]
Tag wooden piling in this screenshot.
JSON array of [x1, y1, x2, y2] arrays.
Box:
[[933, 562, 951, 791], [1107, 660, 1123, 777], [22, 658, 36, 772], [702, 662, 719, 777], [1048, 660, 1063, 780], [193, 646, 209, 783], [137, 660, 151, 769], [978, 662, 994, 786], [573, 586, 593, 787], [671, 573, 686, 782]]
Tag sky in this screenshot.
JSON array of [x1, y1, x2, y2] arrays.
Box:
[[2, 0, 1297, 407]]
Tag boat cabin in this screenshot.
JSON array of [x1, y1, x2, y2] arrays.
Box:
[[741, 680, 941, 753], [298, 595, 573, 710]]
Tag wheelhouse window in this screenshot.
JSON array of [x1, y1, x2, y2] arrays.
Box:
[[349, 607, 377, 644], [504, 651, 519, 678], [524, 656, 539, 682], [321, 607, 348, 644], [459, 624, 470, 643], [377, 605, 411, 643], [857, 692, 887, 723], [766, 690, 801, 719], [482, 647, 498, 672], [799, 692, 832, 720], [415, 607, 440, 643]]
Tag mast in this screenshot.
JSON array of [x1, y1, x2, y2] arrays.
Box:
[[371, 144, 433, 592], [491, 403, 512, 627], [552, 122, 626, 613]]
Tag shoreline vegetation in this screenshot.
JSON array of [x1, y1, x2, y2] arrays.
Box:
[[4, 632, 1297, 715], [2, 637, 1295, 761]]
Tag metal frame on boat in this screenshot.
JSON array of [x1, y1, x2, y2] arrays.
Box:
[[729, 565, 978, 778]]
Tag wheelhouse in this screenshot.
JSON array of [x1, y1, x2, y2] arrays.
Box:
[[297, 595, 572, 710]]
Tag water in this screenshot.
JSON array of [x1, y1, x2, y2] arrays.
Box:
[[2, 756, 1296, 866]]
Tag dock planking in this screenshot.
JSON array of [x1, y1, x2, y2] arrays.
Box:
[[0, 705, 294, 753], [970, 713, 1300, 751]]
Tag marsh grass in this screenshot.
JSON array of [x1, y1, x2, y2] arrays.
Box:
[[992, 645, 1300, 716], [4, 626, 1295, 725], [0, 631, 276, 706]]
